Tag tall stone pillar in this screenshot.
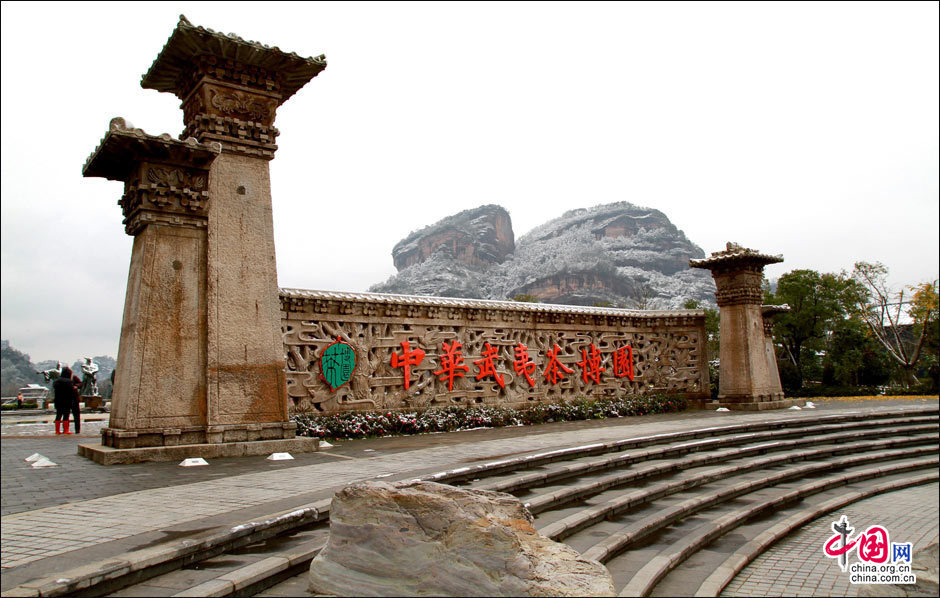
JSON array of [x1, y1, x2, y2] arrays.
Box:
[[691, 243, 803, 410], [139, 16, 326, 440], [79, 16, 326, 463]]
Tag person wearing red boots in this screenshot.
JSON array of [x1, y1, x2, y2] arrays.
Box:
[[53, 366, 77, 435]]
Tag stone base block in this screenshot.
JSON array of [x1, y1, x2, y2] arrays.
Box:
[[82, 395, 104, 409], [77, 437, 319, 465], [712, 398, 806, 411], [100, 421, 298, 449]]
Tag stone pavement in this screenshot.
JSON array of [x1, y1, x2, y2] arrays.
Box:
[[1, 397, 937, 595], [722, 482, 939, 597]]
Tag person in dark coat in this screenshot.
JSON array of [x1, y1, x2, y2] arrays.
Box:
[[53, 367, 77, 435], [70, 373, 82, 434]]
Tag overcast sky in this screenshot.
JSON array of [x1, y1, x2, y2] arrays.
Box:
[[1, 1, 937, 364]]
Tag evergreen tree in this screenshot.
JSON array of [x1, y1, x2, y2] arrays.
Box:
[[764, 270, 863, 390]]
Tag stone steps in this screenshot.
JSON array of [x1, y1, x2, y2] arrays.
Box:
[[50, 406, 931, 597], [422, 409, 938, 487], [531, 438, 937, 543], [97, 505, 331, 598], [620, 466, 939, 596], [266, 412, 936, 597], [556, 451, 936, 564], [503, 427, 937, 516], [167, 535, 327, 598], [472, 415, 937, 499], [690, 474, 940, 597]]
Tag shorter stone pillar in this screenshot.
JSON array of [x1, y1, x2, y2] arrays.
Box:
[[79, 120, 318, 464], [761, 304, 790, 401], [83, 119, 217, 448], [691, 243, 803, 410]]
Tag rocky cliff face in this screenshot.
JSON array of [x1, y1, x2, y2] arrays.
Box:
[[392, 205, 515, 271], [370, 202, 715, 309]]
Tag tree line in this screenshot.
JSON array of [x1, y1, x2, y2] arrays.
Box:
[[690, 262, 938, 396], [0, 340, 116, 398]]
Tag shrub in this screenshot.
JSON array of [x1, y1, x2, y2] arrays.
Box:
[[786, 384, 937, 398], [292, 395, 688, 440], [1, 402, 38, 410]]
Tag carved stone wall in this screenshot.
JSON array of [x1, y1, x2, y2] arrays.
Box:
[[281, 290, 710, 415]]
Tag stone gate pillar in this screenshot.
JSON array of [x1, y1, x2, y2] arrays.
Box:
[[691, 243, 803, 410], [139, 16, 326, 441], [761, 304, 790, 401], [79, 16, 326, 463], [83, 121, 218, 448]]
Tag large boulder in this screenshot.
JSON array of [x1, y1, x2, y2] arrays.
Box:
[[308, 480, 615, 597]]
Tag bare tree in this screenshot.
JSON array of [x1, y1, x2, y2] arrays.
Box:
[[852, 262, 937, 387], [627, 282, 656, 310]]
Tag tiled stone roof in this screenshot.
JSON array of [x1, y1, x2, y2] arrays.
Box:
[[82, 118, 220, 181], [279, 288, 702, 319], [761, 304, 791, 317], [690, 242, 783, 270], [141, 15, 327, 102]]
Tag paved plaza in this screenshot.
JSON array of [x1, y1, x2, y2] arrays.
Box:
[[1, 397, 937, 596], [722, 483, 939, 597]]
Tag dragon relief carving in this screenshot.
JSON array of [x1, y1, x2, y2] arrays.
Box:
[[145, 167, 209, 212], [209, 88, 275, 122], [117, 166, 210, 234], [147, 167, 207, 191]]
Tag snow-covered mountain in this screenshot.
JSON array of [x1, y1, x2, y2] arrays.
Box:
[[370, 202, 716, 309]]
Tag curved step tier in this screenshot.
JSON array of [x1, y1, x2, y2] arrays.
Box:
[[84, 406, 939, 598]]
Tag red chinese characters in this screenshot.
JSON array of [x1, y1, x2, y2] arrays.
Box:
[[824, 534, 858, 558], [390, 341, 425, 390], [824, 525, 890, 564], [577, 343, 605, 384], [856, 526, 890, 564], [513, 343, 537, 387], [433, 341, 470, 391], [392, 338, 638, 390], [612, 345, 634, 381], [474, 343, 505, 388], [543, 344, 574, 385]]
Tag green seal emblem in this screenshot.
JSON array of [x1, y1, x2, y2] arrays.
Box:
[[320, 337, 356, 392]]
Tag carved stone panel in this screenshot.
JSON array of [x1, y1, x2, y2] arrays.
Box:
[[180, 81, 281, 158], [280, 291, 709, 415], [120, 162, 210, 235]]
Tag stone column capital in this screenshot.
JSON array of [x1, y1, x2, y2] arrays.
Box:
[[140, 15, 326, 159], [691, 242, 783, 307], [82, 119, 220, 235], [761, 304, 790, 337]]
